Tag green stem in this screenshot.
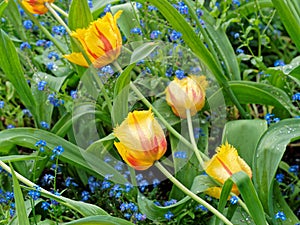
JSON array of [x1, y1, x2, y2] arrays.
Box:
[[155, 162, 233, 225], [50, 3, 69, 18], [129, 81, 209, 161], [186, 109, 204, 168]]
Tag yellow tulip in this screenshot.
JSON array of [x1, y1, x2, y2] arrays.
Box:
[[204, 142, 252, 199], [64, 11, 122, 68], [114, 110, 167, 170], [21, 0, 54, 14], [165, 75, 207, 118]]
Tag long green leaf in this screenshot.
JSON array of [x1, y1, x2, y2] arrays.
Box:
[[253, 118, 300, 224], [0, 29, 37, 122], [69, 0, 93, 30], [10, 164, 30, 225], [112, 63, 135, 126], [222, 120, 267, 166], [231, 172, 267, 225], [209, 81, 298, 117], [271, 0, 300, 51], [63, 215, 134, 225], [0, 128, 127, 184], [0, 0, 8, 17]]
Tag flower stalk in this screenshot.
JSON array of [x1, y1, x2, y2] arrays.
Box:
[[155, 161, 234, 225]]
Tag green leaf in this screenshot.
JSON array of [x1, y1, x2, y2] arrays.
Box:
[[111, 3, 143, 45], [253, 118, 300, 224], [31, 72, 67, 125], [0, 29, 37, 122], [63, 215, 134, 225], [130, 42, 161, 64], [0, 0, 8, 17], [0, 155, 45, 162], [231, 172, 267, 225], [69, 0, 93, 30], [209, 81, 299, 118], [271, 0, 300, 51], [138, 175, 213, 221], [0, 128, 127, 184], [10, 164, 30, 225], [4, 0, 26, 40], [221, 120, 268, 166], [112, 63, 135, 126]]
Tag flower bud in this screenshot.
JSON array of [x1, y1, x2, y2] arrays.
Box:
[[165, 75, 207, 118], [64, 11, 122, 68], [204, 142, 252, 199], [22, 0, 54, 14], [114, 110, 167, 170]]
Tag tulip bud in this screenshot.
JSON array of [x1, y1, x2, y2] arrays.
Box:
[[165, 75, 207, 118], [204, 142, 252, 199], [22, 0, 54, 14], [114, 110, 167, 170], [64, 11, 122, 68]]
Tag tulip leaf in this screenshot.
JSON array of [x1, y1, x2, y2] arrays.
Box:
[[112, 63, 136, 126], [271, 0, 300, 51], [4, 0, 26, 40], [10, 164, 30, 225], [253, 118, 300, 224], [0, 128, 126, 184], [231, 171, 267, 225], [69, 0, 93, 30], [0, 29, 37, 123], [62, 215, 134, 225], [31, 72, 67, 126], [138, 175, 214, 221], [221, 120, 268, 166], [111, 3, 143, 44], [209, 81, 299, 118], [0, 155, 45, 162], [92, 0, 119, 18], [0, 0, 8, 17], [130, 41, 161, 64]]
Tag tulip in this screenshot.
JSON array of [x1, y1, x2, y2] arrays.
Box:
[[21, 0, 54, 14], [64, 11, 122, 68], [114, 110, 167, 170], [165, 75, 207, 118], [204, 142, 252, 199]]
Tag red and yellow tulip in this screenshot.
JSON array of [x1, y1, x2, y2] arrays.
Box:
[[64, 11, 122, 68], [114, 110, 167, 170], [204, 142, 252, 199], [165, 75, 207, 118], [22, 0, 54, 14]]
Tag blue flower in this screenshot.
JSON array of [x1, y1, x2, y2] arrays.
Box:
[[196, 204, 208, 211], [164, 211, 174, 220], [46, 62, 58, 71], [275, 173, 284, 182], [42, 174, 54, 186], [48, 51, 60, 60], [164, 199, 177, 206], [6, 124, 15, 129], [236, 48, 244, 54], [124, 213, 131, 219], [104, 4, 111, 13], [65, 177, 78, 187], [175, 69, 185, 79], [233, 33, 240, 39], [22, 109, 32, 117], [135, 2, 143, 9], [165, 67, 173, 77], [88, 176, 100, 193], [196, 9, 203, 18], [174, 151, 187, 159], [274, 60, 285, 67], [178, 4, 188, 15], [6, 192, 14, 200], [292, 93, 300, 101], [81, 191, 90, 201], [0, 101, 4, 109], [36, 39, 46, 47], [275, 211, 286, 221], [37, 80, 47, 91], [87, 0, 93, 8], [35, 139, 47, 152], [40, 121, 50, 129], [130, 27, 142, 35], [52, 25, 66, 36], [152, 178, 160, 188], [70, 90, 77, 99], [230, 196, 238, 204], [101, 180, 111, 189], [288, 165, 299, 175], [50, 145, 64, 160], [41, 201, 50, 210], [28, 190, 40, 200], [150, 30, 161, 40], [136, 173, 143, 182], [147, 5, 157, 11], [169, 30, 182, 41], [134, 213, 146, 221], [20, 42, 31, 50], [48, 93, 63, 107], [232, 0, 241, 7], [23, 20, 33, 30]]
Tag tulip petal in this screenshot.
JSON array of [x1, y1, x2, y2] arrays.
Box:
[[63, 52, 89, 68]]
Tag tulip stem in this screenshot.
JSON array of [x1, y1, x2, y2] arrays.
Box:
[[186, 109, 204, 168], [129, 81, 209, 161], [155, 162, 234, 225], [45, 2, 72, 35], [50, 3, 69, 18]]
